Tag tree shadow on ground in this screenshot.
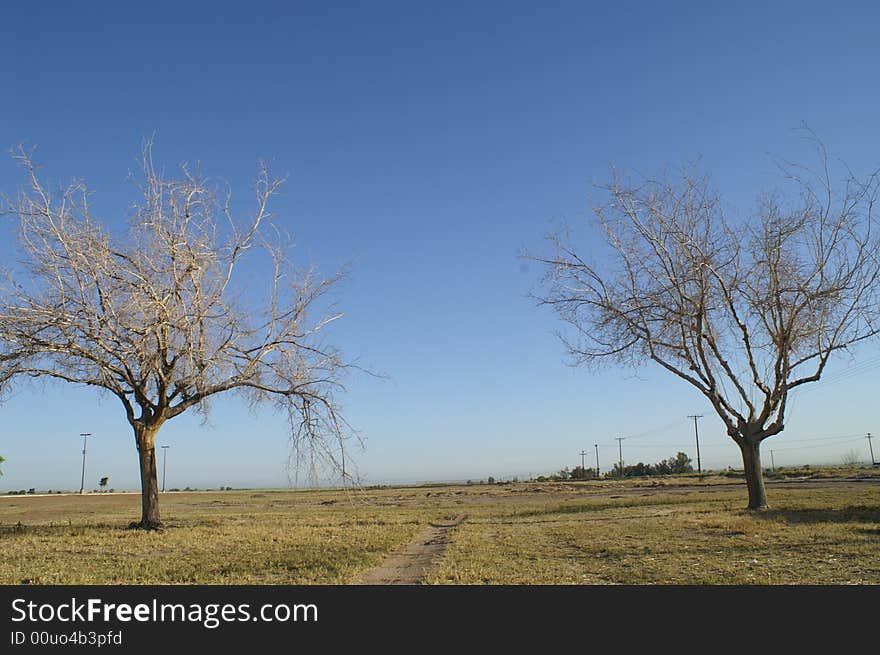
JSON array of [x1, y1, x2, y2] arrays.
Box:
[[0, 521, 168, 536], [760, 505, 880, 525]]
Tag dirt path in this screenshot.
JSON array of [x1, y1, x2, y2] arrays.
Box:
[[356, 514, 467, 585]]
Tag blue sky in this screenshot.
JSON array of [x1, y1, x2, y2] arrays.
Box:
[[1, 1, 879, 491]]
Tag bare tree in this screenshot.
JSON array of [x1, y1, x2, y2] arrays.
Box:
[[0, 143, 355, 528], [533, 143, 880, 509]]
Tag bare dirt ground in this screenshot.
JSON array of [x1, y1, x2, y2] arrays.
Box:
[[356, 514, 468, 585]]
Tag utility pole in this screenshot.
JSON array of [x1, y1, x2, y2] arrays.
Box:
[[579, 450, 588, 472], [615, 437, 625, 478], [161, 445, 170, 492], [868, 433, 876, 466], [687, 415, 703, 476], [770, 449, 775, 472], [594, 444, 600, 478], [79, 433, 92, 495]]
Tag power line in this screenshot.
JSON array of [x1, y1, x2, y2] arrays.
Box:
[[577, 417, 873, 471], [161, 445, 170, 493], [79, 432, 92, 495], [614, 432, 863, 449], [615, 437, 626, 478], [774, 433, 863, 443], [799, 355, 880, 392], [626, 418, 688, 441], [769, 438, 865, 452], [687, 414, 703, 476]]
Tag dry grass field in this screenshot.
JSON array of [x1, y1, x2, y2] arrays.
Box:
[[1, 468, 878, 585]]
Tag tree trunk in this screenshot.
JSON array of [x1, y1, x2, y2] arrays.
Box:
[[133, 425, 162, 530], [739, 438, 768, 511]]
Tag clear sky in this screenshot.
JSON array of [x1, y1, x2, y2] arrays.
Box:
[[1, 1, 879, 491]]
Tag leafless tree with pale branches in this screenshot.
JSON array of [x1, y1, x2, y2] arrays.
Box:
[[0, 143, 357, 529], [532, 140, 880, 509]]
